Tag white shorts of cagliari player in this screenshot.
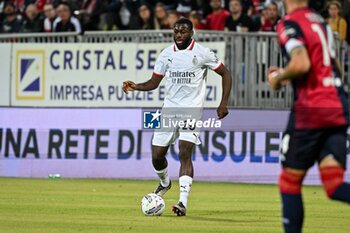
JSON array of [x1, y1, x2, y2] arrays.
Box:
[[152, 129, 201, 146]]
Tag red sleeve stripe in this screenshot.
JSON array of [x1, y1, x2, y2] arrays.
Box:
[[153, 72, 164, 77], [213, 63, 223, 72], [188, 40, 195, 50]]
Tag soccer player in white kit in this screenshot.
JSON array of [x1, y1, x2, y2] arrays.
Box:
[[123, 18, 232, 216]]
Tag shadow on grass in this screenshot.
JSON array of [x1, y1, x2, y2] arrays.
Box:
[[185, 215, 254, 223], [161, 209, 267, 224]]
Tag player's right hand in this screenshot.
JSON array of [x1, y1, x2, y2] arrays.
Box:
[[267, 67, 285, 90], [122, 81, 136, 94]]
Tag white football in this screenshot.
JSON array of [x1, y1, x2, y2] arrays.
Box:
[[141, 193, 165, 216]]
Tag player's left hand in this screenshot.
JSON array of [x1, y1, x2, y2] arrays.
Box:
[[217, 105, 229, 119]]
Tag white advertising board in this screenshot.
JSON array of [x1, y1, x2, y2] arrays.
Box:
[[11, 42, 225, 107], [1, 108, 349, 184], [0, 44, 11, 106]]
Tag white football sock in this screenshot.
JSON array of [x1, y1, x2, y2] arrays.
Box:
[[179, 175, 193, 208], [154, 166, 170, 187]]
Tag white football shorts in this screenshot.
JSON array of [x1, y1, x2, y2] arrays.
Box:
[[152, 129, 201, 146]]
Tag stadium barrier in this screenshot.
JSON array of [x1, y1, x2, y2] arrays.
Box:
[[2, 107, 349, 184], [1, 30, 349, 108], [0, 31, 81, 43], [9, 42, 225, 107]]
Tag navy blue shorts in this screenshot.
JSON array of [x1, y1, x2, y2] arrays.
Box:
[[280, 126, 348, 170]]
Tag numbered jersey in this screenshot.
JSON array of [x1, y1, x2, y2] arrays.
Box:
[[277, 8, 349, 130], [153, 40, 222, 108]]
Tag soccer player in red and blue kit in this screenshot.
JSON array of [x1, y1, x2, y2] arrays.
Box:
[[268, 0, 350, 232]]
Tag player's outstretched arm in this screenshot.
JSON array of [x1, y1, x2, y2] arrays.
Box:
[[268, 47, 311, 90], [122, 73, 163, 94], [215, 64, 232, 119]]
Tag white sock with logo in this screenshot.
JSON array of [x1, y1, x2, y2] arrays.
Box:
[[179, 175, 193, 208], [154, 166, 170, 187]]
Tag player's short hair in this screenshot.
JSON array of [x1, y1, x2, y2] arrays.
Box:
[[175, 18, 193, 31]]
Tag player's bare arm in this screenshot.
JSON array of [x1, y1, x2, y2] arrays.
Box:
[[214, 64, 232, 119], [123, 74, 163, 94], [268, 46, 311, 90]]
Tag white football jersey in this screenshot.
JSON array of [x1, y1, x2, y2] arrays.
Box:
[[153, 40, 222, 108]]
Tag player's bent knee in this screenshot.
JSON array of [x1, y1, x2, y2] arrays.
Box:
[[320, 166, 344, 198], [279, 169, 305, 194], [152, 155, 164, 162]]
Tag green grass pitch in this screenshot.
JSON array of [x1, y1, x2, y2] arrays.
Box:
[[0, 178, 349, 233]]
